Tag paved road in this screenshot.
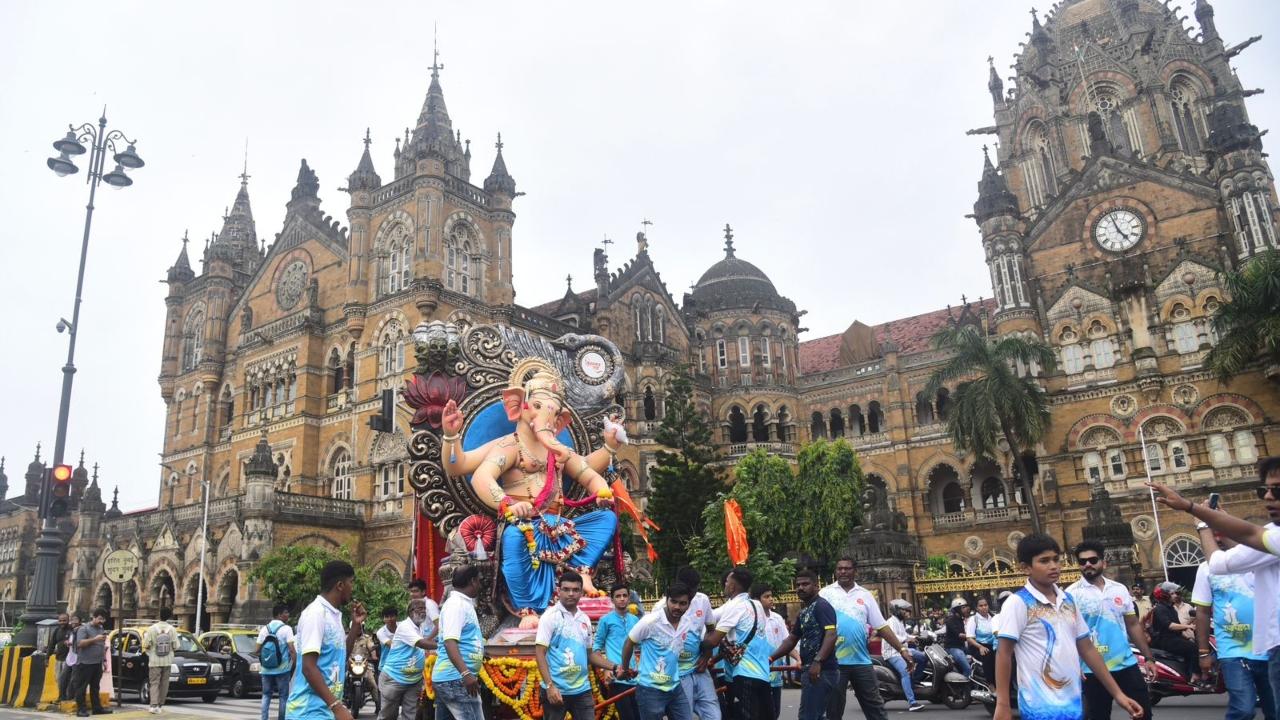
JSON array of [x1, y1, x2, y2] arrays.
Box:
[[0, 688, 1231, 719]]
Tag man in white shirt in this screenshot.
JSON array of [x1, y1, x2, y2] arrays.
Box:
[[407, 580, 442, 643], [431, 566, 485, 720], [1149, 457, 1280, 717], [379, 600, 436, 720]]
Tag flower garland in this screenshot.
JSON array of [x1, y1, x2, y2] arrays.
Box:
[[423, 655, 616, 720], [534, 518, 586, 566]]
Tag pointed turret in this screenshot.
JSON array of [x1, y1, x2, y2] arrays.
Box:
[[104, 485, 122, 520], [287, 159, 322, 216], [207, 167, 259, 278], [347, 129, 382, 192], [167, 232, 195, 283], [0, 457, 8, 502], [1195, 0, 1220, 43], [22, 444, 43, 506], [973, 146, 1019, 223], [398, 40, 469, 179], [483, 133, 517, 197], [987, 56, 1004, 107], [71, 449, 89, 509], [81, 462, 105, 514]]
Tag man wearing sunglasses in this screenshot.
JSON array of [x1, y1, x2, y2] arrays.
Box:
[[1148, 456, 1280, 718], [1068, 540, 1155, 720]]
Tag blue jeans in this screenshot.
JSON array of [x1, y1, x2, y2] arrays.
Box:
[[260, 672, 290, 720], [1223, 657, 1276, 720], [1269, 646, 1280, 720], [636, 685, 693, 720], [800, 669, 838, 720], [435, 679, 484, 720], [946, 647, 972, 676], [681, 672, 720, 720], [886, 656, 919, 704]]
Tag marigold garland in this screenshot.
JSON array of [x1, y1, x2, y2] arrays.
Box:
[[423, 654, 618, 720]]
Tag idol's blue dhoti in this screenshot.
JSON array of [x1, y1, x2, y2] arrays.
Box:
[[501, 510, 618, 611]]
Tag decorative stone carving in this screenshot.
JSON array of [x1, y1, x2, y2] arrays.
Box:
[[1142, 417, 1184, 439], [1007, 531, 1025, 550], [964, 536, 983, 554], [276, 260, 309, 310], [1204, 406, 1249, 431], [1080, 425, 1121, 449], [1131, 515, 1156, 540], [1110, 394, 1137, 418], [1172, 384, 1199, 407]]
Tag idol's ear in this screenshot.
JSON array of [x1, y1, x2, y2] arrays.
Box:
[[501, 388, 525, 422], [554, 408, 572, 434]]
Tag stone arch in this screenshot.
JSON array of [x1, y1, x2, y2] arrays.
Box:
[[1066, 414, 1127, 449], [1124, 405, 1191, 442], [969, 458, 1007, 509], [1163, 534, 1205, 569], [1192, 394, 1264, 430], [443, 210, 485, 247], [860, 460, 899, 494], [149, 567, 177, 613], [215, 565, 240, 607], [368, 309, 411, 350], [94, 582, 114, 613], [293, 533, 342, 549], [373, 209, 416, 251], [925, 463, 966, 516], [1157, 59, 1216, 93]]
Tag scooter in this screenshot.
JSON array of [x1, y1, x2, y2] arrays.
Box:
[[1136, 643, 1225, 706], [345, 653, 372, 717], [874, 642, 972, 710]]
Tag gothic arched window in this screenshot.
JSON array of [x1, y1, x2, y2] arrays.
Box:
[[810, 411, 827, 440], [1062, 343, 1086, 374], [829, 408, 845, 438], [380, 322, 406, 376], [654, 307, 665, 344], [752, 405, 769, 442], [445, 225, 474, 296], [1022, 121, 1057, 207], [981, 477, 1007, 509], [182, 307, 205, 372], [935, 387, 951, 422], [329, 348, 345, 394], [331, 449, 353, 500], [849, 405, 865, 436], [915, 392, 935, 426], [868, 401, 884, 433], [643, 386, 656, 421], [1169, 76, 1205, 155], [380, 222, 413, 297], [941, 482, 966, 514], [1090, 87, 1139, 156], [728, 406, 748, 444]]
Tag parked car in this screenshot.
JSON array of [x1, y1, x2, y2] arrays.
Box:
[[200, 626, 266, 698], [109, 624, 225, 704]]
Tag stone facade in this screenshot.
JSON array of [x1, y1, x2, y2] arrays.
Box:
[[0, 0, 1277, 621]]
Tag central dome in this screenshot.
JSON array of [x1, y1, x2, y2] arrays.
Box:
[[689, 231, 795, 314]]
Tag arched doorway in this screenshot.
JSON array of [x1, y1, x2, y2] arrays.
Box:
[[151, 570, 176, 617], [728, 406, 748, 443], [752, 405, 769, 442], [1163, 536, 1204, 590], [95, 584, 114, 628], [217, 569, 240, 624], [186, 578, 210, 634]]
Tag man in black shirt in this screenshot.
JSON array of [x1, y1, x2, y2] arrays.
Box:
[[770, 569, 837, 720], [943, 599, 973, 677], [1151, 582, 1201, 685]]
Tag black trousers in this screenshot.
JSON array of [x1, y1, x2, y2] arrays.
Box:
[[770, 686, 781, 720], [605, 682, 639, 720], [72, 662, 104, 712], [540, 688, 596, 720], [1084, 664, 1152, 720], [728, 677, 772, 720], [825, 665, 886, 720], [1154, 635, 1200, 680]]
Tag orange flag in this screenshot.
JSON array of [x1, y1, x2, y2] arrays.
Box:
[[724, 499, 750, 565], [612, 479, 661, 562]]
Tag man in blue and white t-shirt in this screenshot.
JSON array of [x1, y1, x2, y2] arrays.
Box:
[[534, 571, 616, 720], [620, 584, 695, 720], [702, 567, 778, 720], [994, 534, 1142, 720], [431, 565, 485, 720], [595, 584, 640, 720], [819, 558, 912, 720], [380, 599, 437, 720], [256, 604, 296, 720], [287, 561, 367, 720], [1069, 540, 1155, 720], [1195, 528, 1277, 720]]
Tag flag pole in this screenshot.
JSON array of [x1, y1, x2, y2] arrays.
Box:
[[1139, 425, 1170, 583]]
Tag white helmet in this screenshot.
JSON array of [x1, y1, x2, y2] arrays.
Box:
[[950, 597, 969, 610], [889, 599, 913, 612]]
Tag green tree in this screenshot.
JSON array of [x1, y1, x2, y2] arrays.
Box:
[[645, 365, 723, 582], [250, 545, 408, 620], [1204, 249, 1280, 382], [925, 323, 1056, 534], [792, 439, 864, 560]]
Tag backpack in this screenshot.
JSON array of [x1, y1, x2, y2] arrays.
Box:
[[153, 625, 174, 658], [260, 621, 287, 671]]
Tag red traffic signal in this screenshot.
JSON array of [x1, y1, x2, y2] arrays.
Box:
[[50, 464, 74, 497]]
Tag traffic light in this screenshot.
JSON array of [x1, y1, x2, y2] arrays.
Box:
[[368, 389, 395, 433], [47, 464, 73, 517]]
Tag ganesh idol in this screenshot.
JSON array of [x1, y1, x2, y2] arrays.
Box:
[[439, 358, 625, 620]]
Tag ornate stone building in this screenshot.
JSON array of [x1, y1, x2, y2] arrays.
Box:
[[0, 0, 1277, 621]]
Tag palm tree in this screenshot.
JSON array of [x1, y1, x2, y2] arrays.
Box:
[[1204, 249, 1280, 383], [925, 323, 1056, 534]]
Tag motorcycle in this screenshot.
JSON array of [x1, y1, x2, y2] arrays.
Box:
[[345, 653, 373, 717], [874, 642, 972, 710], [1136, 642, 1225, 705]]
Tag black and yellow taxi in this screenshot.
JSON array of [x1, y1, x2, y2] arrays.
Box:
[[109, 622, 225, 704], [199, 625, 266, 698]]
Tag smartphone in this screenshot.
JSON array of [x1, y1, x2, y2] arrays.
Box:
[[1208, 492, 1221, 510]]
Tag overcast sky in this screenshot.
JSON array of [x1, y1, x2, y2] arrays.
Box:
[[2, 1, 1277, 513]]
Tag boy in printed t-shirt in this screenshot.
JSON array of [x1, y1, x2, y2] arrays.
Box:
[[594, 584, 640, 720], [994, 533, 1143, 720], [431, 565, 486, 720], [534, 572, 617, 720], [703, 568, 775, 720], [620, 584, 695, 720]]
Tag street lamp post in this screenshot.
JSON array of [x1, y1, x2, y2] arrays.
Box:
[[195, 475, 210, 633], [17, 112, 144, 646]]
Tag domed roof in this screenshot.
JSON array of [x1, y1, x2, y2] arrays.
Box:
[[688, 228, 795, 314]]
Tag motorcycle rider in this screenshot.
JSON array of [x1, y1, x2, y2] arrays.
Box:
[[883, 600, 928, 712], [966, 598, 997, 685], [350, 628, 382, 715], [943, 599, 973, 677]]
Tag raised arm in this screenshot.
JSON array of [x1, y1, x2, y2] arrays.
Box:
[[1149, 482, 1271, 554]]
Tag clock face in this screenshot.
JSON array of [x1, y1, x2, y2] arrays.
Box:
[[276, 260, 309, 310], [1094, 209, 1145, 252]]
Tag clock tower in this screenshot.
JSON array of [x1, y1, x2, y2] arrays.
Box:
[[975, 0, 1278, 368]]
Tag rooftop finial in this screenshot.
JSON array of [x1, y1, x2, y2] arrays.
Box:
[[566, 274, 573, 291], [34, 442, 40, 463], [431, 24, 444, 79], [182, 229, 189, 247], [495, 132, 504, 154], [602, 234, 613, 249], [641, 218, 653, 235], [92, 462, 99, 482], [79, 449, 85, 466], [364, 128, 372, 149], [240, 138, 250, 187], [723, 223, 736, 257]]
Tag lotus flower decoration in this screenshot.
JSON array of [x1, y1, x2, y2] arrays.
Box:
[[404, 371, 467, 429]]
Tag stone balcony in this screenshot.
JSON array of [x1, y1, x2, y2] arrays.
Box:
[[725, 441, 796, 458], [130, 491, 365, 532], [933, 505, 1032, 529]]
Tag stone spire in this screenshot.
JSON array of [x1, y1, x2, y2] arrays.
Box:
[[0, 457, 7, 502], [82, 462, 105, 514], [104, 485, 122, 519], [483, 132, 517, 196], [287, 159, 322, 217], [987, 55, 1004, 107], [399, 36, 469, 179], [973, 146, 1020, 223], [1195, 0, 1220, 43], [167, 231, 195, 283], [347, 129, 382, 192], [22, 444, 43, 506], [207, 164, 259, 279], [71, 449, 89, 508], [722, 223, 736, 258]]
